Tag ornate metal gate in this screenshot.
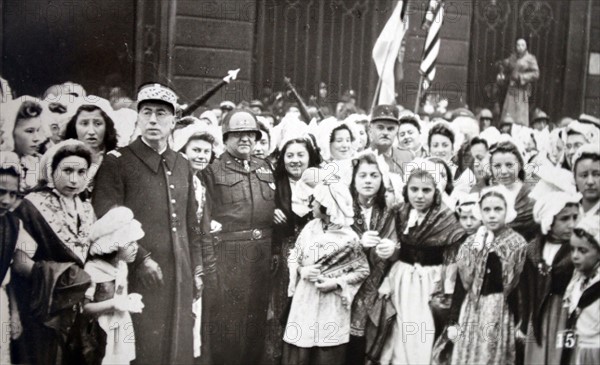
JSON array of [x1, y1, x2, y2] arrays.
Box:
[[254, 0, 397, 111], [467, 0, 570, 121]]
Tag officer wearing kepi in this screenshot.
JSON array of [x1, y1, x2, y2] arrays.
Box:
[[200, 109, 276, 365]]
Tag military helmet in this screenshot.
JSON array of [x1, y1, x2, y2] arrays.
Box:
[[221, 109, 261, 140]]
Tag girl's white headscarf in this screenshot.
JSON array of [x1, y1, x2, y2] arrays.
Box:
[[571, 143, 600, 171], [172, 123, 224, 156], [312, 182, 354, 226], [39, 139, 88, 189], [476, 184, 518, 224], [316, 117, 358, 161], [533, 192, 581, 235]]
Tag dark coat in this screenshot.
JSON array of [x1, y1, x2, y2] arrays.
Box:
[[0, 213, 18, 284], [92, 137, 204, 364], [13, 197, 92, 365], [520, 235, 573, 340], [200, 151, 276, 365]]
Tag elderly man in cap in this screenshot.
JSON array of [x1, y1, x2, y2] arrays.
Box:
[[92, 83, 209, 364], [200, 109, 276, 365], [368, 104, 413, 175]]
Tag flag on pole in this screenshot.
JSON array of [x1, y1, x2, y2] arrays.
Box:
[[419, 1, 444, 91], [372, 0, 410, 105], [421, 0, 441, 31]]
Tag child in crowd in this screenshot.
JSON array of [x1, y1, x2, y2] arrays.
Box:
[[563, 214, 600, 365], [83, 207, 145, 364], [283, 181, 369, 365], [455, 193, 482, 236]]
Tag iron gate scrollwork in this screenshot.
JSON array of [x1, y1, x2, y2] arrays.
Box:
[[468, 0, 569, 122], [254, 0, 397, 111]]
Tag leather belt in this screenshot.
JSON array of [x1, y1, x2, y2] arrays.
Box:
[[213, 228, 272, 243]]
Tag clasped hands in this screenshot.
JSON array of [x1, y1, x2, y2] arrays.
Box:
[[299, 264, 338, 293], [361, 231, 395, 259]]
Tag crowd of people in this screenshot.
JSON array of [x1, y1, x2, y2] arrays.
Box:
[[0, 76, 599, 365]]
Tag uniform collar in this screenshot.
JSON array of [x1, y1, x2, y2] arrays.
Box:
[[222, 151, 262, 173], [130, 137, 178, 173]]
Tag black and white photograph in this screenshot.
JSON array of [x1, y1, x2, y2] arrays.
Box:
[[0, 0, 599, 364]]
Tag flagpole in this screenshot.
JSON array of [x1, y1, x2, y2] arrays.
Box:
[[370, 47, 392, 114], [370, 0, 409, 113], [370, 16, 399, 114], [414, 74, 424, 113], [369, 76, 383, 115]]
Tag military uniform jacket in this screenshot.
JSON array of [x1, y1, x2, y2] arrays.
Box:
[[201, 151, 276, 235], [91, 137, 205, 364]]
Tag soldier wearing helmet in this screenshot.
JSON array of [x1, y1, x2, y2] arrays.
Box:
[[200, 109, 276, 364]]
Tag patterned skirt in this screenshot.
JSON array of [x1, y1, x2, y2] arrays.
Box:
[[451, 293, 516, 365]]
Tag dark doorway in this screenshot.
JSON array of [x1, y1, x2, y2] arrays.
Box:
[[467, 0, 569, 121], [2, 0, 136, 98]]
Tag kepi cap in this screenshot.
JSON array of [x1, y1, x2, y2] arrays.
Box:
[[137, 83, 178, 113], [370, 104, 399, 124]]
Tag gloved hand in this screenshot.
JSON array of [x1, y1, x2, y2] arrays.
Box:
[[210, 220, 222, 234], [375, 239, 396, 259], [127, 293, 145, 313], [360, 231, 381, 248]]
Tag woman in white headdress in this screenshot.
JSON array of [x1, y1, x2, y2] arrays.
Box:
[[172, 123, 223, 222], [571, 144, 600, 218], [316, 117, 359, 186], [1, 97, 48, 193], [522, 186, 581, 364]]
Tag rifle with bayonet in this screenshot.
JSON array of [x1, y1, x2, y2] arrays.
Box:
[[181, 68, 240, 117], [283, 77, 324, 123]]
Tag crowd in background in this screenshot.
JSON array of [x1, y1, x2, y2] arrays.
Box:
[[0, 75, 599, 365]]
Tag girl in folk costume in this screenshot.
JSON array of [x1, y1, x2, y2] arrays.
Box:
[[571, 144, 600, 218], [11, 140, 96, 364], [454, 193, 482, 236], [475, 140, 539, 241], [562, 214, 600, 365], [525, 194, 580, 362], [267, 131, 322, 364], [522, 165, 581, 364], [83, 207, 145, 364], [450, 185, 528, 365], [377, 159, 467, 365], [347, 151, 398, 365], [283, 180, 370, 365]]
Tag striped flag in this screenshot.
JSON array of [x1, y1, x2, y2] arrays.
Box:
[[419, 1, 445, 91], [372, 0, 410, 105], [421, 0, 441, 31]]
